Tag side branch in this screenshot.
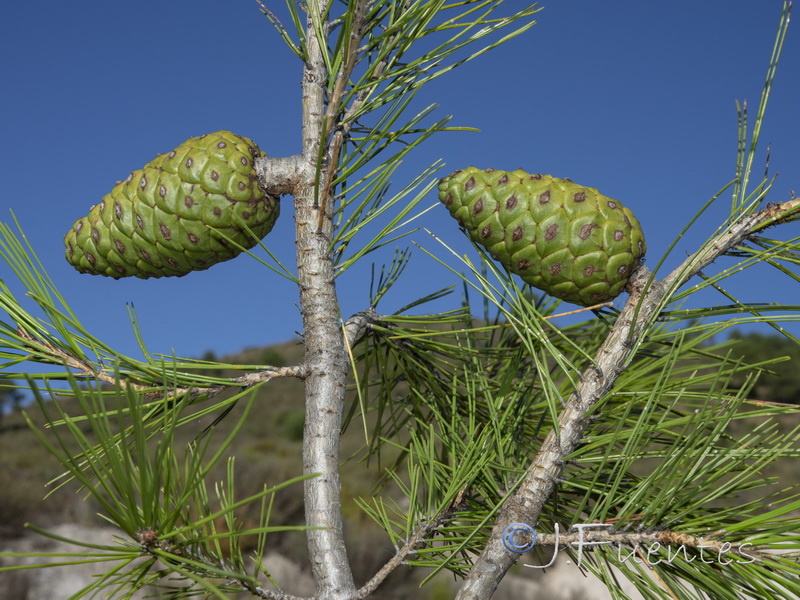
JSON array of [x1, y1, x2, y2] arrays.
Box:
[[188, 365, 306, 397], [355, 488, 467, 599], [255, 154, 304, 196], [518, 527, 772, 560], [456, 198, 800, 599], [354, 522, 440, 600], [343, 307, 378, 348], [15, 326, 304, 399], [13, 308, 380, 403], [664, 197, 800, 289]]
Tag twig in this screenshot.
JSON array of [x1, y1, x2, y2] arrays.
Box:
[[254, 0, 287, 32], [455, 198, 800, 599], [343, 307, 379, 346], [355, 487, 466, 599], [255, 154, 305, 197], [316, 0, 368, 231], [314, 0, 416, 232], [353, 523, 437, 600], [254, 0, 304, 59], [520, 528, 774, 561], [188, 365, 306, 397], [15, 326, 305, 399]]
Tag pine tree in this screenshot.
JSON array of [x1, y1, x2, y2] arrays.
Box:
[[1, 2, 799, 599]]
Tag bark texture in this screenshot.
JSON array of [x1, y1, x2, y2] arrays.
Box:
[[294, 2, 356, 597]]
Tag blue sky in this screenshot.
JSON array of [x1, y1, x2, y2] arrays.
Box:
[[1, 1, 798, 362]]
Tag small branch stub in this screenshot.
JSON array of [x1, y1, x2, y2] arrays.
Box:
[[256, 154, 305, 197]]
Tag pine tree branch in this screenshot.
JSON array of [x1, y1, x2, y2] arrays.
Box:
[[507, 527, 774, 560], [456, 198, 800, 598], [343, 307, 379, 347], [315, 0, 368, 229], [188, 365, 306, 397], [354, 522, 438, 600], [354, 521, 442, 600], [355, 487, 467, 599], [295, 1, 361, 597], [14, 324, 305, 398], [663, 197, 800, 290], [252, 585, 312, 600], [255, 154, 305, 197]]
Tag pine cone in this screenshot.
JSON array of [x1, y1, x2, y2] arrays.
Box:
[[438, 167, 646, 306], [64, 130, 279, 279]]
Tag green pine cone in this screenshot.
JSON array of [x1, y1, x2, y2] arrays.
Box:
[[64, 130, 279, 279], [438, 167, 646, 306]]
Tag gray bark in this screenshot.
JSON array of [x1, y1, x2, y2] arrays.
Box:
[[294, 2, 356, 597]]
